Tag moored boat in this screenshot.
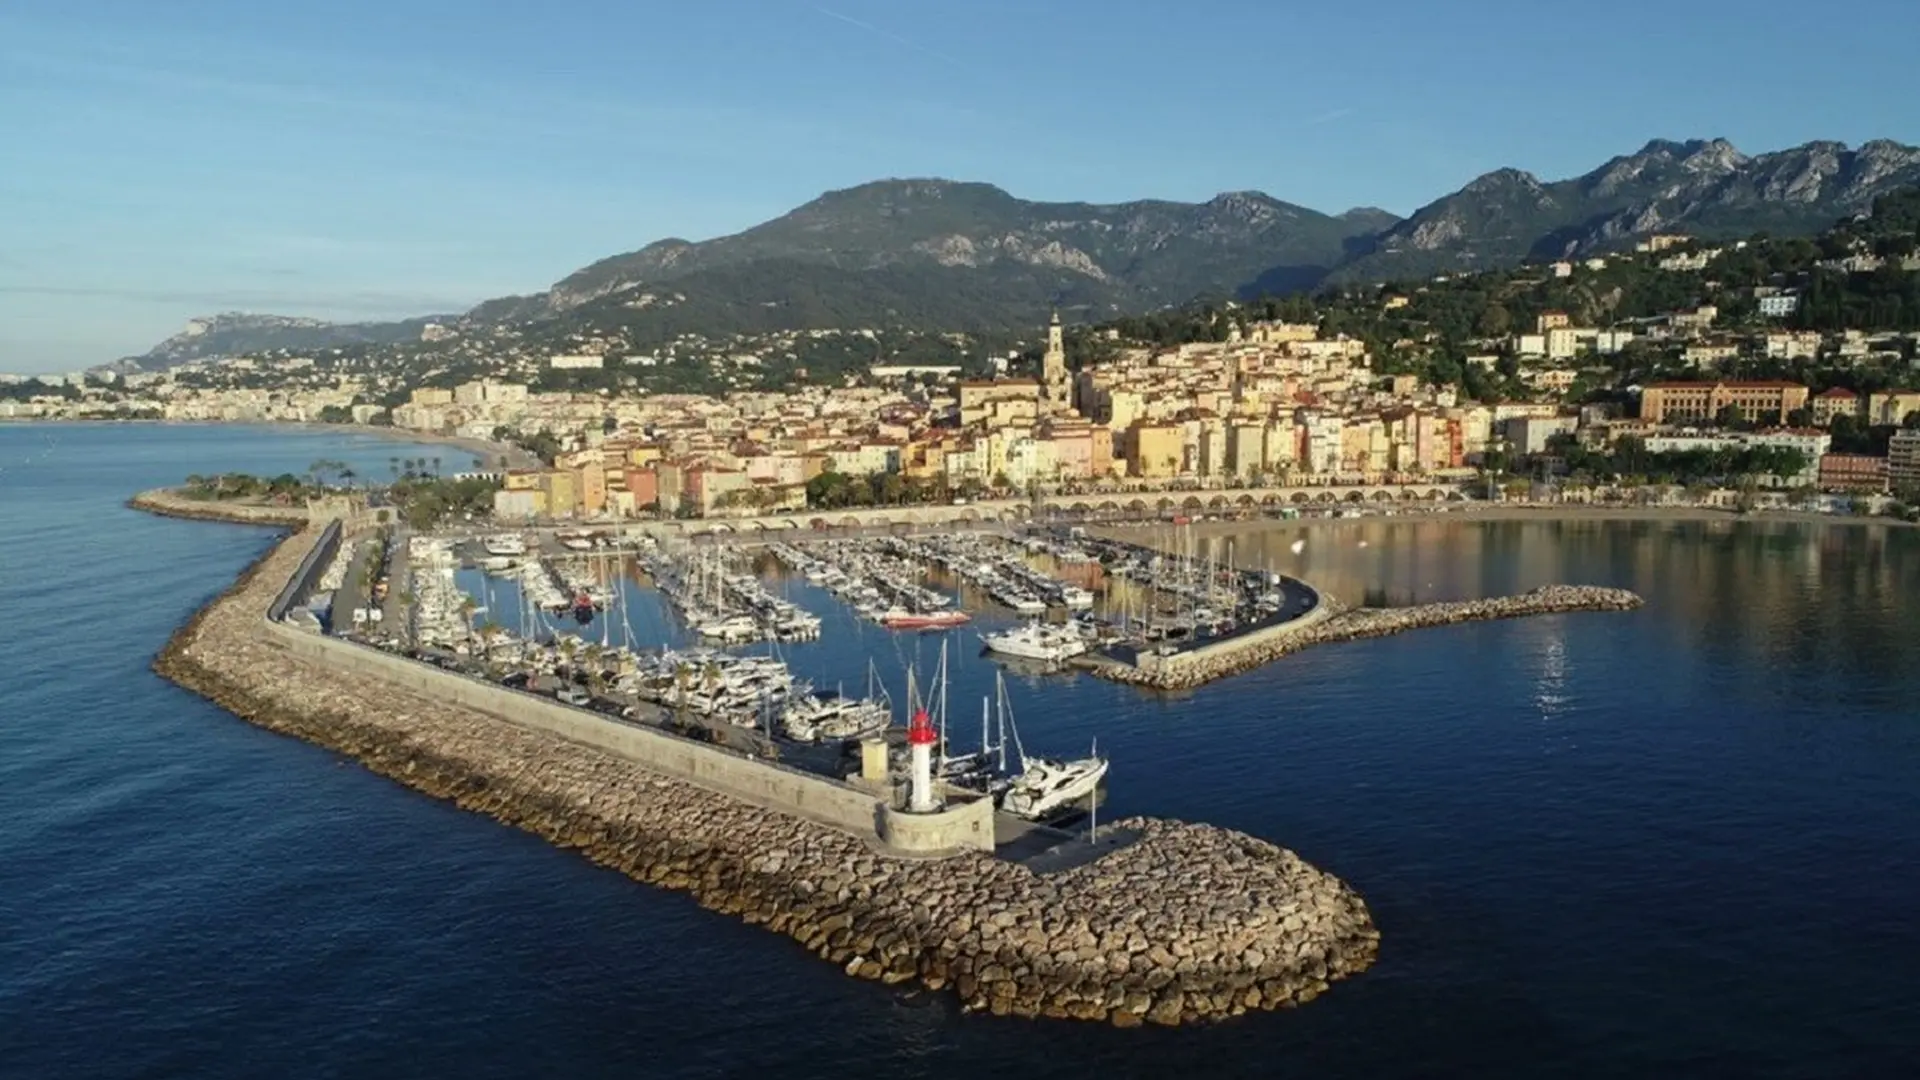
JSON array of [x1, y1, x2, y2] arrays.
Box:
[[980, 620, 1090, 662], [483, 533, 528, 557], [881, 609, 971, 630]]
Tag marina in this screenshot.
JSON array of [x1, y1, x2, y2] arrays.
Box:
[[122, 457, 1671, 1033], [765, 540, 970, 630], [267, 513, 1645, 848], [127, 460, 1654, 1030], [292, 521, 1122, 828], [165, 512, 1381, 1026]]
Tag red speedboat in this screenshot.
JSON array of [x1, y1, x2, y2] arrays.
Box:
[[881, 609, 971, 630]]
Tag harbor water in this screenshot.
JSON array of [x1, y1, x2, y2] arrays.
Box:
[[3, 422, 1919, 1078]]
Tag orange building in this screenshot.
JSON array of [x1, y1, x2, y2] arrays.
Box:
[[1818, 453, 1888, 493], [623, 466, 659, 511]]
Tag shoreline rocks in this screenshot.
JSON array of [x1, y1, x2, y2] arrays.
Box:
[[128, 487, 308, 527], [152, 525, 1379, 1026], [1092, 585, 1644, 691]]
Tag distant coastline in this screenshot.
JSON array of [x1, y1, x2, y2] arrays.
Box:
[[0, 416, 537, 469]]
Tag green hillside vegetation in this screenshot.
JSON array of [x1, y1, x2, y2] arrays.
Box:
[[1091, 187, 1920, 414]]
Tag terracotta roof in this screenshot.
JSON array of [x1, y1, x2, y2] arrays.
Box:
[[1816, 387, 1859, 399]]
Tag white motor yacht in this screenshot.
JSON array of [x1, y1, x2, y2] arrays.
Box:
[[980, 621, 1090, 663], [1002, 754, 1108, 820], [1056, 585, 1095, 609], [483, 533, 528, 557]]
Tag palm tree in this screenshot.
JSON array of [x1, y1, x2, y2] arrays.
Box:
[[458, 596, 478, 652], [673, 661, 692, 702], [581, 644, 607, 697], [477, 620, 507, 672], [430, 456, 442, 477], [389, 457, 400, 482]]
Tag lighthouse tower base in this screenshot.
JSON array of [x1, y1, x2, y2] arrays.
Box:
[[877, 797, 997, 855]]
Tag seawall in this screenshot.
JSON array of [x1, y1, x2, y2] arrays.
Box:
[[1089, 585, 1645, 690], [152, 524, 1380, 1026]]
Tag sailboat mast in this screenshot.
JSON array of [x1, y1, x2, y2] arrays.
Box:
[[995, 676, 1007, 773], [981, 695, 991, 763], [935, 640, 949, 765], [1089, 739, 1099, 843]]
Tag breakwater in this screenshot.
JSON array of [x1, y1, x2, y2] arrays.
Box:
[[1091, 585, 1644, 690], [128, 487, 308, 527], [150, 524, 1379, 1026]]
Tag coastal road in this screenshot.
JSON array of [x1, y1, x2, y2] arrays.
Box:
[[325, 542, 376, 635]]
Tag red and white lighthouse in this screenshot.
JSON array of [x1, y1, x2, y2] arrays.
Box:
[[906, 705, 939, 812]]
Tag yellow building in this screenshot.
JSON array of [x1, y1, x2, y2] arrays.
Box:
[[958, 379, 1040, 427], [1866, 390, 1920, 426], [1243, 321, 1319, 344], [576, 463, 607, 516], [622, 443, 664, 468], [541, 470, 579, 518], [1129, 423, 1184, 478], [694, 467, 750, 515], [1229, 423, 1266, 478]]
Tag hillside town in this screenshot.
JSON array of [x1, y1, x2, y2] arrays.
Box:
[[9, 229, 1920, 521]]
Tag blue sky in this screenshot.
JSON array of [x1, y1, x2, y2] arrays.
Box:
[[3, 0, 1916, 372]]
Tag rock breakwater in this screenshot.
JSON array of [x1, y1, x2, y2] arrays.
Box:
[[1095, 585, 1644, 690], [154, 527, 1378, 1025], [129, 487, 308, 527]]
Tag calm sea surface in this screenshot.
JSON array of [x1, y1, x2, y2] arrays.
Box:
[[3, 423, 1918, 1079]]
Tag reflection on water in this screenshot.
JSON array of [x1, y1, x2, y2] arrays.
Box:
[[1183, 516, 1920, 711], [1190, 516, 1918, 606]]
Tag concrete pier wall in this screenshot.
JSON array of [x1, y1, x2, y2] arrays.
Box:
[[268, 519, 342, 622], [265, 621, 930, 843], [1135, 602, 1337, 680], [260, 525, 994, 855]]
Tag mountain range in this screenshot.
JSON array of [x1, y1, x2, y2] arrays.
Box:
[[119, 137, 1920, 369], [115, 313, 453, 374]]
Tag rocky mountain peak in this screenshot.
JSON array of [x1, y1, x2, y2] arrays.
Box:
[[1680, 137, 1747, 173], [1205, 190, 1289, 223], [1462, 167, 1544, 196]]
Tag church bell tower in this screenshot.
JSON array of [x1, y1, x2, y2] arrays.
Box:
[[1042, 310, 1071, 415]]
